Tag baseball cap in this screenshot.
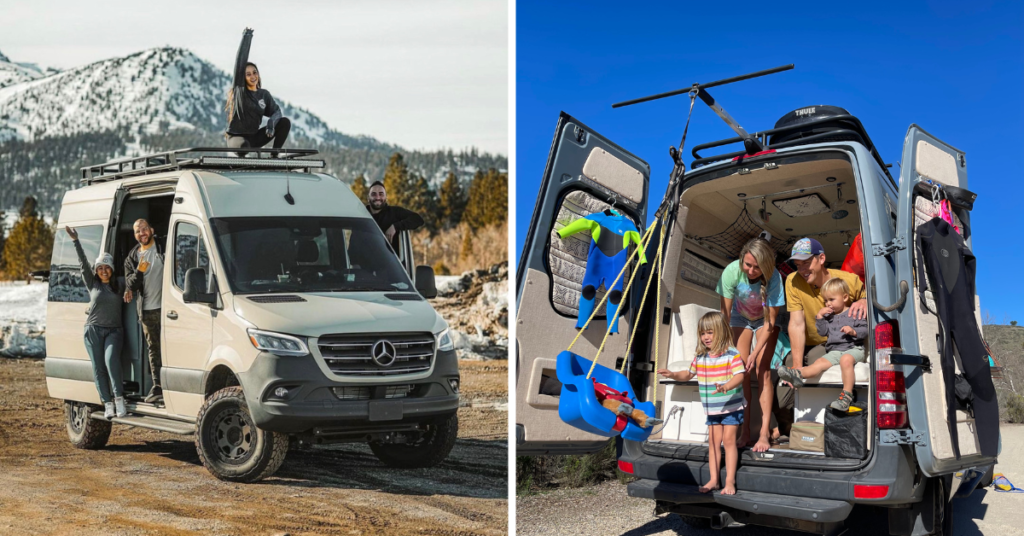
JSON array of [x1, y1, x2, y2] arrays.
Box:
[[789, 238, 824, 261], [94, 253, 114, 269]]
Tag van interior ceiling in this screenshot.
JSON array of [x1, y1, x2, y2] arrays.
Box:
[[112, 193, 175, 400], [654, 153, 869, 459]]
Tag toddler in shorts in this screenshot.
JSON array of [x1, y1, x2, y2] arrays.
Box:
[[777, 278, 868, 411]]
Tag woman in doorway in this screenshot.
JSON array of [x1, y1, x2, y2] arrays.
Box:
[[225, 28, 291, 151], [715, 237, 784, 452], [66, 226, 126, 420]]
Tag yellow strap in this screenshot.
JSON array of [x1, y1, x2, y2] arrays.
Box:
[[582, 217, 661, 380], [619, 213, 666, 375], [652, 220, 666, 405]]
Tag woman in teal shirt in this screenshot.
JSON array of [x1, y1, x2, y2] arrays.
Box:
[[715, 238, 785, 452]]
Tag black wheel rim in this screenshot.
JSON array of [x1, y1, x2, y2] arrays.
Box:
[[210, 405, 255, 464], [69, 403, 88, 434]]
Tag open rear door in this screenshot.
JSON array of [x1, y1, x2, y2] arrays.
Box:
[[893, 125, 998, 477], [516, 112, 650, 455]]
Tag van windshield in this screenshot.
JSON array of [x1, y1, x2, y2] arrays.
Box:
[[209, 217, 413, 294]]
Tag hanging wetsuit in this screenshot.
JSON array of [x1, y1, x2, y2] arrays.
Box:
[[557, 210, 646, 334], [916, 216, 997, 458]]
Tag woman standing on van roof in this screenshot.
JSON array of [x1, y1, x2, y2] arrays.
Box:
[[225, 28, 291, 151], [715, 237, 785, 453], [66, 226, 126, 421]]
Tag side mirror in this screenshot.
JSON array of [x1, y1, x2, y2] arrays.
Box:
[[415, 265, 437, 299], [183, 267, 216, 305]]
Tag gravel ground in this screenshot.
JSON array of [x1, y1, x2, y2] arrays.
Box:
[[0, 357, 509, 535], [518, 424, 1024, 535]]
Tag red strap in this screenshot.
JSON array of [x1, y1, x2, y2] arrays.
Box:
[[612, 415, 628, 432]]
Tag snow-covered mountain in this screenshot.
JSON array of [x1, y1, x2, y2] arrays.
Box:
[[0, 47, 369, 147], [0, 47, 506, 213], [0, 48, 59, 90]]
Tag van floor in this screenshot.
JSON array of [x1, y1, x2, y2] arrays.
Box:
[[0, 358, 509, 535]]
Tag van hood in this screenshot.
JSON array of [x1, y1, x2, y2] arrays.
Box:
[[231, 292, 446, 338]]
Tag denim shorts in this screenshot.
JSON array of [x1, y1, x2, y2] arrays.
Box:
[[706, 409, 744, 426], [730, 308, 765, 331]]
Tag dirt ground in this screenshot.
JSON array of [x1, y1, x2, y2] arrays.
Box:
[[0, 358, 508, 536]]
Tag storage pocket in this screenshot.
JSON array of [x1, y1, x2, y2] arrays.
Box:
[[824, 403, 868, 459]]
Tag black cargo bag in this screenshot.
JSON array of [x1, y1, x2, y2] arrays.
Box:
[[824, 402, 868, 459]]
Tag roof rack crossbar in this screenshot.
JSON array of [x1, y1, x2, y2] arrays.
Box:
[[691, 129, 869, 168], [689, 114, 891, 178], [80, 147, 323, 185]]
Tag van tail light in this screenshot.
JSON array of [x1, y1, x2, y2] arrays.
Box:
[[617, 460, 634, 474], [854, 484, 889, 499], [875, 320, 908, 429]]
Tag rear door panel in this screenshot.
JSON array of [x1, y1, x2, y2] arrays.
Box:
[[516, 112, 649, 455], [894, 125, 997, 476]]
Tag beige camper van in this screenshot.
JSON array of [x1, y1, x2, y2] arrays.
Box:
[[46, 148, 460, 482]]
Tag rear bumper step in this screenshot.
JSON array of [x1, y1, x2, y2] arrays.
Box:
[[628, 479, 853, 523], [90, 413, 196, 435]]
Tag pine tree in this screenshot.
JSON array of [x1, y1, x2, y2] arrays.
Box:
[[382, 152, 412, 208], [4, 197, 54, 281], [350, 174, 368, 204], [402, 173, 439, 233], [438, 172, 467, 229], [463, 168, 509, 231]]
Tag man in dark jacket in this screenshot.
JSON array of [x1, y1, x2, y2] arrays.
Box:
[[366, 181, 424, 252], [123, 219, 165, 405]]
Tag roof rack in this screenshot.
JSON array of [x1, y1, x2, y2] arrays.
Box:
[[81, 147, 325, 185], [689, 114, 891, 177]]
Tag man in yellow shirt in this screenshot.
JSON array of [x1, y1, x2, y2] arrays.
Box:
[[783, 238, 867, 382]]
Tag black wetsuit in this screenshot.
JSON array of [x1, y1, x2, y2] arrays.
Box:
[[915, 217, 997, 458]]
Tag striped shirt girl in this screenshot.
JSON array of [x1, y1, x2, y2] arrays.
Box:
[[689, 348, 747, 415]]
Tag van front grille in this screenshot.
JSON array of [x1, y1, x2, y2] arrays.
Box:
[[317, 333, 435, 376]]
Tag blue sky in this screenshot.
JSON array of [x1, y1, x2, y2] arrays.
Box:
[[516, 0, 1023, 323]]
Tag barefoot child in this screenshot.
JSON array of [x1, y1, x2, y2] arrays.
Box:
[[658, 312, 746, 495], [777, 278, 868, 411]]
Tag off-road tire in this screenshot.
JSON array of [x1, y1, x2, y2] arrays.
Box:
[[369, 412, 458, 468], [65, 400, 111, 449], [194, 386, 288, 483]]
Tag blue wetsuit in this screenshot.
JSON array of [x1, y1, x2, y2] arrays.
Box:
[[558, 211, 647, 333]]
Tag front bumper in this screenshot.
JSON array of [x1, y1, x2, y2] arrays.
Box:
[[237, 349, 460, 434]]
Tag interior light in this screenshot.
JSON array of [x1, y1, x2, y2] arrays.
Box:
[[826, 176, 837, 182], [737, 193, 746, 197]]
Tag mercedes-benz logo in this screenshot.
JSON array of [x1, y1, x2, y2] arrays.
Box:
[[371, 340, 397, 367]]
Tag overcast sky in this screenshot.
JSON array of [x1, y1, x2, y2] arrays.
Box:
[[0, 0, 508, 155]]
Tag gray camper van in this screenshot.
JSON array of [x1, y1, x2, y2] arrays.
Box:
[[46, 148, 460, 483], [516, 103, 998, 534]]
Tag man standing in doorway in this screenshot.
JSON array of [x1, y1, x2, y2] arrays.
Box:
[[124, 219, 165, 405], [366, 180, 424, 252]]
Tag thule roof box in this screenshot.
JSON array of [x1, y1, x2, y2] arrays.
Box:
[[81, 147, 325, 185]]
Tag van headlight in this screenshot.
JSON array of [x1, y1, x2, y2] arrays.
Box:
[[247, 329, 309, 357], [437, 329, 454, 352]]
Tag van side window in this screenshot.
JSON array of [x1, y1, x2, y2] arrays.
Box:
[[173, 222, 209, 290], [49, 226, 104, 303]]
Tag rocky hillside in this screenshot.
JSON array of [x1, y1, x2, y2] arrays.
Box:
[[433, 262, 509, 360], [0, 47, 506, 213]]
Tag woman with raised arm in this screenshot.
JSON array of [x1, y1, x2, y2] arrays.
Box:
[[225, 28, 291, 151], [66, 226, 126, 420]]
